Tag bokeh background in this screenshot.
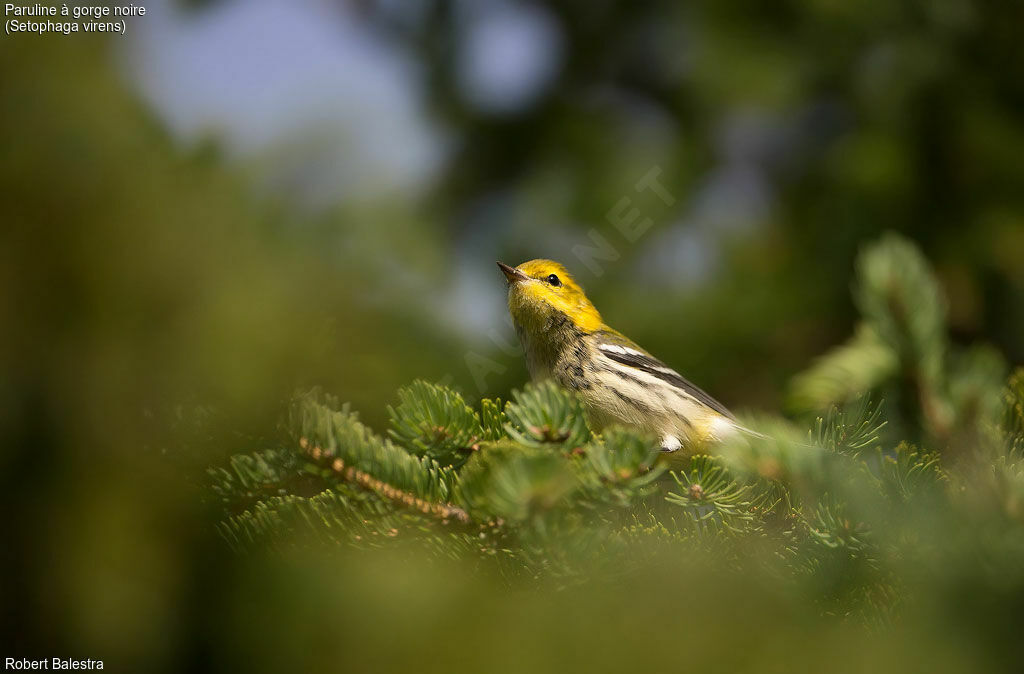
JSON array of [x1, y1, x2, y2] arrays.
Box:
[[2, 0, 1023, 670]]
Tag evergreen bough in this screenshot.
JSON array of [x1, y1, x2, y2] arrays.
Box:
[[207, 233, 1024, 624]]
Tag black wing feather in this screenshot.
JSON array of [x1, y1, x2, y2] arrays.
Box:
[[599, 348, 736, 420]]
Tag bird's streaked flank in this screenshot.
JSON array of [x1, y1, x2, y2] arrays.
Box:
[[498, 259, 749, 453]]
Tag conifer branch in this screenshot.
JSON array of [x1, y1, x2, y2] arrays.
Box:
[[301, 436, 470, 524]]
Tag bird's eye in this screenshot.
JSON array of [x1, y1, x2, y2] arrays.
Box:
[[546, 274, 561, 287]]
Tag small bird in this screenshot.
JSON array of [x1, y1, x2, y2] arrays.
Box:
[[498, 259, 745, 453]]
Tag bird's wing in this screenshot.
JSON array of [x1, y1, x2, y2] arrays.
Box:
[[593, 329, 736, 420]]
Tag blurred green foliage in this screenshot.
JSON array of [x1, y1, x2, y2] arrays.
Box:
[[1, 34, 467, 668], [2, 1, 1024, 670], [209, 231, 1024, 673]]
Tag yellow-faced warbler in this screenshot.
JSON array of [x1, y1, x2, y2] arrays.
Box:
[[498, 259, 751, 453]]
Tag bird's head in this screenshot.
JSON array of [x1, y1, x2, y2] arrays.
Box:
[[497, 259, 602, 336]]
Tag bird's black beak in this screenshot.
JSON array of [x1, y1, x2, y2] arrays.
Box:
[[497, 261, 530, 284]]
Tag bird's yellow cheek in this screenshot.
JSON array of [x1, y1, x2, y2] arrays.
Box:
[[517, 282, 554, 308], [526, 286, 601, 331], [508, 282, 602, 333]]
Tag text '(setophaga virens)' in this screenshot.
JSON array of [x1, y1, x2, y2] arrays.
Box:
[[498, 259, 746, 453]]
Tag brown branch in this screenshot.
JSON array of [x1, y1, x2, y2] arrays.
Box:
[[299, 436, 470, 524]]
